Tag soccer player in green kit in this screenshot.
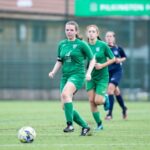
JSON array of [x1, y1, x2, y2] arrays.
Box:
[[49, 21, 95, 136], [85, 25, 115, 130]]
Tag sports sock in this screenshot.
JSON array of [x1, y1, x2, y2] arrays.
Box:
[[116, 95, 126, 110], [64, 102, 73, 125], [92, 112, 102, 126], [108, 95, 115, 116], [73, 110, 88, 128]]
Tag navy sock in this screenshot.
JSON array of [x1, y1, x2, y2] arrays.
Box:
[[108, 95, 114, 116], [116, 95, 126, 110]]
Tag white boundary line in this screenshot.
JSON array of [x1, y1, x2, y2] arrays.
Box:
[[0, 143, 150, 147], [1, 133, 150, 137]]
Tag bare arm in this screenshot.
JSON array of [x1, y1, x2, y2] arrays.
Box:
[[86, 58, 96, 81], [95, 57, 116, 70], [116, 57, 126, 64], [48, 61, 62, 78]]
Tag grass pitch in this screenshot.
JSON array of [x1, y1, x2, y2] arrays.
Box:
[[0, 100, 150, 150]]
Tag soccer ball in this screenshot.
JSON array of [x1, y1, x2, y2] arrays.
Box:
[[17, 126, 36, 143]]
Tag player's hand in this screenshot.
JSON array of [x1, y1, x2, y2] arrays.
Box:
[[86, 73, 91, 81], [49, 72, 54, 78], [95, 63, 103, 70], [116, 58, 121, 64]]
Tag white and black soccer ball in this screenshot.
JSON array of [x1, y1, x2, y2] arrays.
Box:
[[18, 126, 36, 143]]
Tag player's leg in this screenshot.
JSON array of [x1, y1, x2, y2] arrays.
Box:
[[106, 69, 122, 120], [73, 110, 88, 127], [61, 81, 76, 132], [94, 79, 110, 111], [105, 83, 116, 120], [68, 75, 91, 136], [115, 87, 127, 119], [87, 89, 103, 131], [113, 69, 127, 119], [92, 81, 108, 130], [74, 111, 91, 136]]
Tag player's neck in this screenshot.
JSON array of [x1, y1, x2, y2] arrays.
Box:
[[89, 39, 97, 45], [109, 42, 115, 47], [68, 37, 76, 41]]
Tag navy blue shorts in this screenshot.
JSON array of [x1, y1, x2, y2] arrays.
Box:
[[109, 69, 123, 86]]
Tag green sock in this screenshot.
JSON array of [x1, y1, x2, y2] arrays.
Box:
[[64, 102, 73, 125], [92, 112, 102, 126], [73, 110, 88, 128]]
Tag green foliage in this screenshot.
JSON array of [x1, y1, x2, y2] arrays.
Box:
[[0, 101, 150, 150]]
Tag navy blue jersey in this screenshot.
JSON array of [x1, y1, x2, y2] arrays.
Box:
[[108, 45, 127, 71]]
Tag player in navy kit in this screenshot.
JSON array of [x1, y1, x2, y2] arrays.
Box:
[[105, 31, 128, 120]]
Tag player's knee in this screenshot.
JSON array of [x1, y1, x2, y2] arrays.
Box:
[[89, 100, 95, 107], [107, 89, 114, 95], [115, 91, 120, 95], [61, 92, 70, 101], [88, 96, 94, 102], [94, 98, 103, 105], [114, 87, 121, 95]]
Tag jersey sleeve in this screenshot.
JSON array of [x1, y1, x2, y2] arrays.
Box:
[[57, 42, 63, 62], [81, 41, 94, 60], [104, 43, 115, 59], [118, 47, 127, 58]]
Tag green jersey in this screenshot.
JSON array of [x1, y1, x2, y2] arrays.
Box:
[[58, 39, 93, 77], [89, 40, 114, 81]]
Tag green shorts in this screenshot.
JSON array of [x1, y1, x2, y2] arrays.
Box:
[[86, 78, 108, 96], [60, 74, 85, 92]]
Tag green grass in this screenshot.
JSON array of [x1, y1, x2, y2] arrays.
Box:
[[0, 100, 150, 150]]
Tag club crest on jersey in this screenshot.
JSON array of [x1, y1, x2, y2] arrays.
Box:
[[73, 44, 77, 49], [114, 50, 119, 55], [65, 51, 71, 56], [96, 47, 100, 52], [62, 44, 66, 48]]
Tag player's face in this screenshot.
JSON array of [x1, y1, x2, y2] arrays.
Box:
[[87, 26, 98, 40], [65, 24, 77, 41], [105, 32, 115, 45]]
